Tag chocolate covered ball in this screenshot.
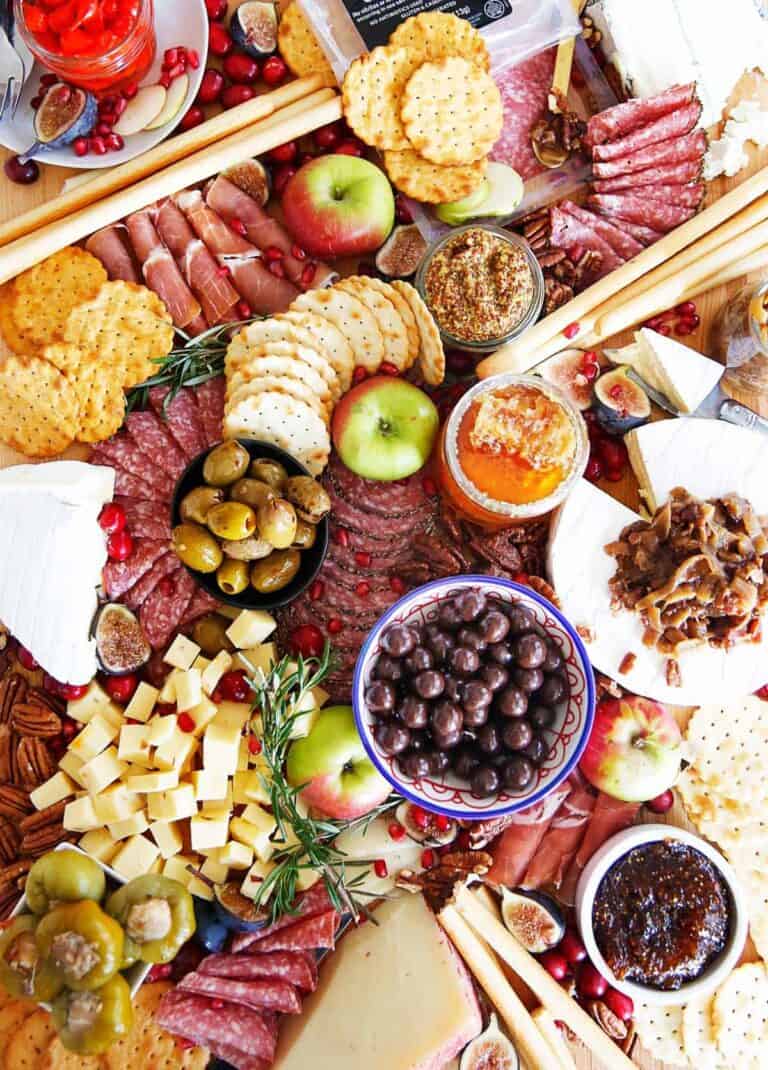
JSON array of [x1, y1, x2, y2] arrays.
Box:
[[452, 646, 480, 676], [431, 700, 463, 737], [471, 765, 500, 796], [438, 601, 462, 630], [502, 719, 534, 752], [538, 672, 568, 706], [480, 663, 509, 692], [542, 642, 563, 673], [374, 721, 410, 756], [477, 723, 501, 756], [404, 646, 433, 675], [501, 755, 535, 791], [496, 685, 528, 718], [514, 632, 547, 669], [456, 589, 487, 621], [478, 610, 510, 644], [489, 642, 514, 666], [514, 667, 544, 693], [456, 627, 487, 654], [427, 630, 455, 663], [365, 680, 396, 715], [523, 735, 549, 765], [374, 655, 403, 682], [399, 695, 428, 729], [398, 751, 432, 778], [529, 703, 556, 730], [453, 746, 480, 779], [507, 603, 536, 635], [381, 624, 418, 657], [412, 669, 445, 700]]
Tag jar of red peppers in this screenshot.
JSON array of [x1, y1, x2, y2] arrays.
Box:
[[15, 0, 156, 95]]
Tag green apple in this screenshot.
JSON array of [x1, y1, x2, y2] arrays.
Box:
[[331, 376, 439, 481], [435, 163, 524, 225], [286, 705, 391, 820], [281, 155, 395, 258]]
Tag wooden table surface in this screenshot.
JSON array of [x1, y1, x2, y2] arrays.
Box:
[[1, 70, 767, 1070]]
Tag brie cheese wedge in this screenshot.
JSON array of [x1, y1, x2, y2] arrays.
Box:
[[548, 478, 768, 705], [0, 461, 114, 684], [605, 329, 723, 414]]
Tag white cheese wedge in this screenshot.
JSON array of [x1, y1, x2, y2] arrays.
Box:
[[0, 461, 114, 683], [606, 329, 723, 414], [548, 477, 768, 705], [273, 894, 482, 1070]]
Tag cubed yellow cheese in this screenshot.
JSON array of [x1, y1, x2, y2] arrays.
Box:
[[79, 828, 119, 864], [30, 771, 76, 811], [79, 747, 127, 795], [66, 681, 123, 725], [146, 715, 176, 747], [203, 704, 249, 774], [149, 820, 183, 859], [192, 655, 211, 675], [124, 770, 179, 793], [174, 668, 203, 712], [201, 782, 232, 817], [226, 609, 276, 649], [200, 855, 229, 883], [296, 865, 321, 892], [117, 723, 152, 767], [187, 876, 214, 901], [63, 795, 101, 832], [111, 835, 160, 881], [190, 814, 229, 851], [240, 859, 276, 901], [93, 784, 142, 824], [69, 715, 119, 762], [232, 642, 277, 677], [218, 840, 253, 870], [148, 857, 163, 874], [108, 810, 149, 840], [158, 668, 183, 704], [201, 650, 232, 695], [123, 681, 159, 724], [154, 727, 199, 773], [230, 810, 276, 863], [164, 634, 201, 671], [58, 750, 87, 788], [237, 737, 250, 773], [147, 784, 197, 821], [233, 769, 269, 806], [162, 853, 198, 887], [189, 770, 229, 801], [186, 696, 218, 737]]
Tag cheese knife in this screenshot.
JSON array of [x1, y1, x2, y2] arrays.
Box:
[[624, 368, 768, 435]]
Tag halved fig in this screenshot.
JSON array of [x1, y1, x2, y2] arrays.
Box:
[[94, 604, 151, 675], [375, 224, 427, 278], [396, 801, 458, 846], [460, 1013, 519, 1070], [34, 83, 97, 148], [536, 348, 596, 411], [500, 888, 565, 953], [214, 882, 270, 932], [231, 1, 278, 57], [222, 158, 271, 206], [593, 366, 650, 434]]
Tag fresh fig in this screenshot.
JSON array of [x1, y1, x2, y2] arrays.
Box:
[[593, 366, 651, 434], [375, 223, 427, 278], [214, 882, 270, 932], [500, 888, 565, 953], [460, 1013, 519, 1070], [34, 83, 97, 148], [536, 348, 596, 411], [222, 158, 271, 206], [231, 1, 279, 58], [94, 603, 151, 675], [396, 801, 458, 846]]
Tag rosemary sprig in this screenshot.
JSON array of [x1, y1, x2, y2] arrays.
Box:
[[240, 643, 400, 924]]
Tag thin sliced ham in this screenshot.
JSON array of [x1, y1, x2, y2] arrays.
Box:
[[559, 793, 641, 905], [175, 188, 299, 315], [126, 209, 206, 333], [485, 782, 572, 889], [153, 198, 240, 326], [205, 175, 337, 289], [586, 83, 696, 147], [521, 774, 596, 889], [85, 224, 140, 283]]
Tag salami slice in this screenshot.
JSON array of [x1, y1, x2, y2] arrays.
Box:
[[148, 386, 206, 458], [197, 1040, 269, 1070], [111, 497, 170, 541], [194, 377, 226, 445], [325, 481, 433, 539], [178, 971, 302, 1013], [559, 202, 643, 260], [124, 409, 189, 480], [200, 949, 317, 991], [179, 587, 221, 627], [623, 183, 704, 209], [587, 194, 697, 231], [90, 437, 174, 498], [491, 49, 555, 181], [155, 990, 277, 1062], [326, 454, 432, 517], [586, 83, 696, 147], [592, 130, 707, 179], [231, 883, 333, 953], [592, 100, 702, 163], [139, 566, 196, 649], [122, 551, 178, 611], [593, 216, 664, 246], [254, 909, 339, 953], [88, 459, 160, 502], [103, 539, 168, 599], [549, 206, 625, 273], [591, 158, 703, 193]]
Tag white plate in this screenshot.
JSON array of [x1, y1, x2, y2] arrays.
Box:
[[0, 0, 207, 168]]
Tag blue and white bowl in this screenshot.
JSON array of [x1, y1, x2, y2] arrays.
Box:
[[353, 575, 596, 821]]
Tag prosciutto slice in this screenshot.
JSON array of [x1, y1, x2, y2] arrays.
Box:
[[485, 782, 572, 889], [126, 209, 206, 333], [175, 188, 299, 315], [205, 175, 337, 289], [85, 224, 140, 283], [153, 198, 240, 326], [559, 793, 641, 904], [521, 773, 596, 889]]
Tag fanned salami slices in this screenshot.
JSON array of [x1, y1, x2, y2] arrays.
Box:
[[251, 910, 340, 953], [587, 193, 697, 230], [592, 100, 702, 163], [140, 565, 196, 649], [194, 376, 226, 445], [178, 972, 302, 1014], [592, 158, 704, 192], [586, 82, 696, 147], [103, 538, 168, 599], [121, 551, 178, 612], [591, 130, 707, 179], [89, 458, 157, 501], [492, 49, 555, 180], [90, 437, 175, 498], [179, 587, 221, 627], [124, 408, 189, 480], [232, 884, 333, 953], [549, 205, 625, 275], [155, 989, 278, 1063], [149, 385, 207, 458], [199, 950, 318, 992], [559, 202, 643, 260]]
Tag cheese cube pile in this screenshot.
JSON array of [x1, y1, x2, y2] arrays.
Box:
[[31, 610, 327, 898]]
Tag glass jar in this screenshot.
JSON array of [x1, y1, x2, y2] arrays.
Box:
[[710, 279, 768, 404], [436, 373, 589, 529], [15, 0, 156, 96]]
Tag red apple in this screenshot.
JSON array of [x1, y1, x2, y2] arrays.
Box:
[[281, 155, 395, 258], [580, 695, 682, 802]]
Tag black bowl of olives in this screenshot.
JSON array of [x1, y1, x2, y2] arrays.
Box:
[[353, 576, 596, 819], [171, 438, 330, 611]]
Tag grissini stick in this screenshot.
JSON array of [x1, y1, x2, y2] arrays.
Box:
[[0, 75, 327, 248], [531, 1007, 579, 1070], [0, 91, 342, 286]]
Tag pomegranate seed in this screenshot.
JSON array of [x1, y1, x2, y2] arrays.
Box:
[[164, 47, 180, 66], [390, 576, 406, 595], [540, 951, 569, 981], [756, 683, 768, 700], [74, 137, 89, 156], [222, 84, 256, 109], [167, 62, 186, 81], [373, 859, 388, 878], [354, 551, 371, 567], [57, 87, 71, 103], [355, 581, 370, 597], [577, 962, 608, 1000], [230, 217, 247, 237], [335, 138, 364, 157], [105, 133, 124, 152], [603, 988, 634, 1022], [17, 646, 39, 671], [40, 73, 57, 87], [216, 265, 231, 278], [180, 106, 205, 131], [328, 618, 343, 635], [187, 49, 200, 69], [114, 97, 127, 117], [388, 821, 406, 841], [563, 322, 580, 340], [597, 438, 625, 470], [272, 164, 297, 197], [300, 262, 316, 287], [421, 476, 437, 496], [89, 136, 107, 155], [123, 82, 138, 99], [309, 579, 324, 601], [268, 259, 287, 279], [675, 320, 696, 336], [353, 366, 368, 383], [421, 848, 435, 868], [435, 814, 451, 832], [107, 529, 133, 560], [204, 0, 227, 17], [379, 361, 399, 376], [248, 735, 262, 754], [559, 929, 587, 965], [262, 55, 288, 85], [177, 712, 195, 733], [235, 300, 251, 319], [511, 571, 530, 585], [62, 718, 79, 739], [94, 121, 112, 136], [99, 502, 126, 534], [197, 68, 224, 104], [58, 683, 88, 701], [646, 788, 674, 814], [687, 313, 701, 328], [289, 624, 324, 658], [104, 673, 138, 703], [264, 245, 284, 261], [208, 21, 233, 56], [411, 805, 430, 830], [210, 689, 223, 703], [146, 962, 173, 982], [268, 140, 297, 163], [675, 300, 696, 316], [644, 315, 663, 330], [395, 194, 413, 224], [657, 323, 672, 336], [291, 243, 307, 261], [335, 528, 350, 548], [158, 72, 171, 89], [30, 94, 42, 109]]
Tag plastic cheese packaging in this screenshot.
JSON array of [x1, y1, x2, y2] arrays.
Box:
[[0, 461, 114, 684], [273, 893, 482, 1070], [604, 328, 723, 414]]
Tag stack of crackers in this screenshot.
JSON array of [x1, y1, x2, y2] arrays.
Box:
[[341, 13, 503, 204], [635, 962, 768, 1068], [0, 248, 174, 458], [277, 2, 337, 87], [0, 982, 208, 1070], [224, 275, 445, 473]]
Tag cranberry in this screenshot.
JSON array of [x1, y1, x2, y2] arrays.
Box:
[[395, 194, 413, 224], [314, 122, 342, 150], [180, 106, 205, 131], [373, 859, 388, 878], [221, 84, 255, 109], [107, 529, 133, 561], [98, 502, 126, 534], [177, 711, 195, 733], [4, 155, 39, 185], [268, 140, 297, 163], [105, 133, 124, 152], [248, 735, 262, 754], [559, 929, 587, 965], [289, 624, 324, 658], [657, 323, 672, 337], [354, 551, 371, 568], [94, 120, 113, 136], [540, 950, 569, 981], [62, 718, 78, 739], [208, 21, 233, 55], [577, 962, 608, 1000], [123, 82, 139, 99], [104, 673, 139, 703], [603, 987, 634, 1022], [223, 52, 260, 83], [597, 438, 625, 471], [204, 0, 227, 17], [675, 320, 696, 336], [388, 821, 406, 841], [57, 682, 88, 701], [421, 848, 435, 868], [353, 366, 368, 383], [390, 576, 406, 595], [218, 670, 251, 702], [646, 788, 674, 814], [90, 136, 107, 155], [17, 645, 39, 671], [355, 581, 370, 597], [197, 68, 224, 104], [585, 455, 603, 482], [73, 137, 89, 156], [272, 163, 297, 197], [262, 55, 288, 85], [675, 300, 697, 317], [146, 962, 173, 983], [335, 138, 364, 157]]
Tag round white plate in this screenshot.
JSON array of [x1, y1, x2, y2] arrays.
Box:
[[0, 0, 207, 168]]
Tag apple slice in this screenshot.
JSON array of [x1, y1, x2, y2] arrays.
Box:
[[144, 73, 189, 131], [114, 84, 167, 137]]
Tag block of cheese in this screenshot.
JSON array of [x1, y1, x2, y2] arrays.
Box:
[[203, 704, 249, 774], [30, 771, 76, 811], [189, 769, 229, 801], [158, 668, 182, 703], [79, 746, 126, 795], [200, 855, 229, 883], [59, 750, 87, 788], [232, 642, 276, 676], [240, 859, 276, 901], [218, 840, 253, 869], [230, 810, 276, 863], [147, 784, 197, 821], [605, 329, 723, 415], [79, 827, 119, 864], [154, 727, 199, 772], [190, 813, 229, 851], [164, 634, 201, 671], [201, 782, 233, 817], [67, 681, 123, 726], [69, 714, 120, 762], [186, 696, 218, 736], [273, 894, 482, 1070], [108, 810, 149, 840], [162, 853, 198, 888], [125, 770, 179, 793], [146, 715, 176, 747], [117, 723, 152, 767], [111, 835, 160, 880], [123, 681, 159, 724], [174, 668, 203, 712], [225, 609, 276, 649], [236, 737, 249, 772], [201, 650, 232, 695], [93, 784, 142, 824], [63, 795, 101, 832], [149, 820, 184, 859]]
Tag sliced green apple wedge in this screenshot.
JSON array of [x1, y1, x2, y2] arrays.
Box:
[[435, 163, 524, 224], [145, 73, 189, 131], [114, 84, 167, 137], [435, 177, 490, 224]]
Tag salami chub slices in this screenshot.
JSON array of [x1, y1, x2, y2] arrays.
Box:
[[591, 158, 703, 193], [587, 193, 698, 231], [178, 972, 303, 1014], [155, 989, 278, 1063], [586, 82, 696, 147], [103, 538, 168, 599], [591, 130, 707, 179], [231, 883, 334, 953], [592, 99, 702, 163], [199, 949, 318, 992]]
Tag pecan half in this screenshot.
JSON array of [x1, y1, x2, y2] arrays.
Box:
[[0, 887, 20, 921], [0, 674, 26, 725], [589, 1000, 629, 1042], [16, 738, 55, 789], [20, 799, 69, 834], [0, 858, 32, 890], [0, 724, 13, 783], [0, 785, 31, 819], [0, 816, 20, 867], [395, 852, 492, 912], [26, 687, 66, 716], [21, 824, 70, 858], [11, 703, 62, 739]]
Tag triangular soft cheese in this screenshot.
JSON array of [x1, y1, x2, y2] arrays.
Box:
[[635, 328, 723, 413]]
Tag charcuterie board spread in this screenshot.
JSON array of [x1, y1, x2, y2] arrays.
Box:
[[0, 1, 767, 1069]]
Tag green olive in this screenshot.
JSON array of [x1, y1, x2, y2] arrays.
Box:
[[229, 478, 276, 510], [222, 536, 274, 561], [180, 485, 225, 525], [192, 613, 234, 656], [292, 519, 317, 549], [257, 498, 297, 549], [173, 523, 223, 574], [249, 458, 288, 491], [283, 476, 331, 524], [203, 441, 250, 487], [207, 502, 257, 541], [217, 559, 250, 596], [250, 549, 301, 593]]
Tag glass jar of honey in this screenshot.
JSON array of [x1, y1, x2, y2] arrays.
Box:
[[436, 373, 589, 528]]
